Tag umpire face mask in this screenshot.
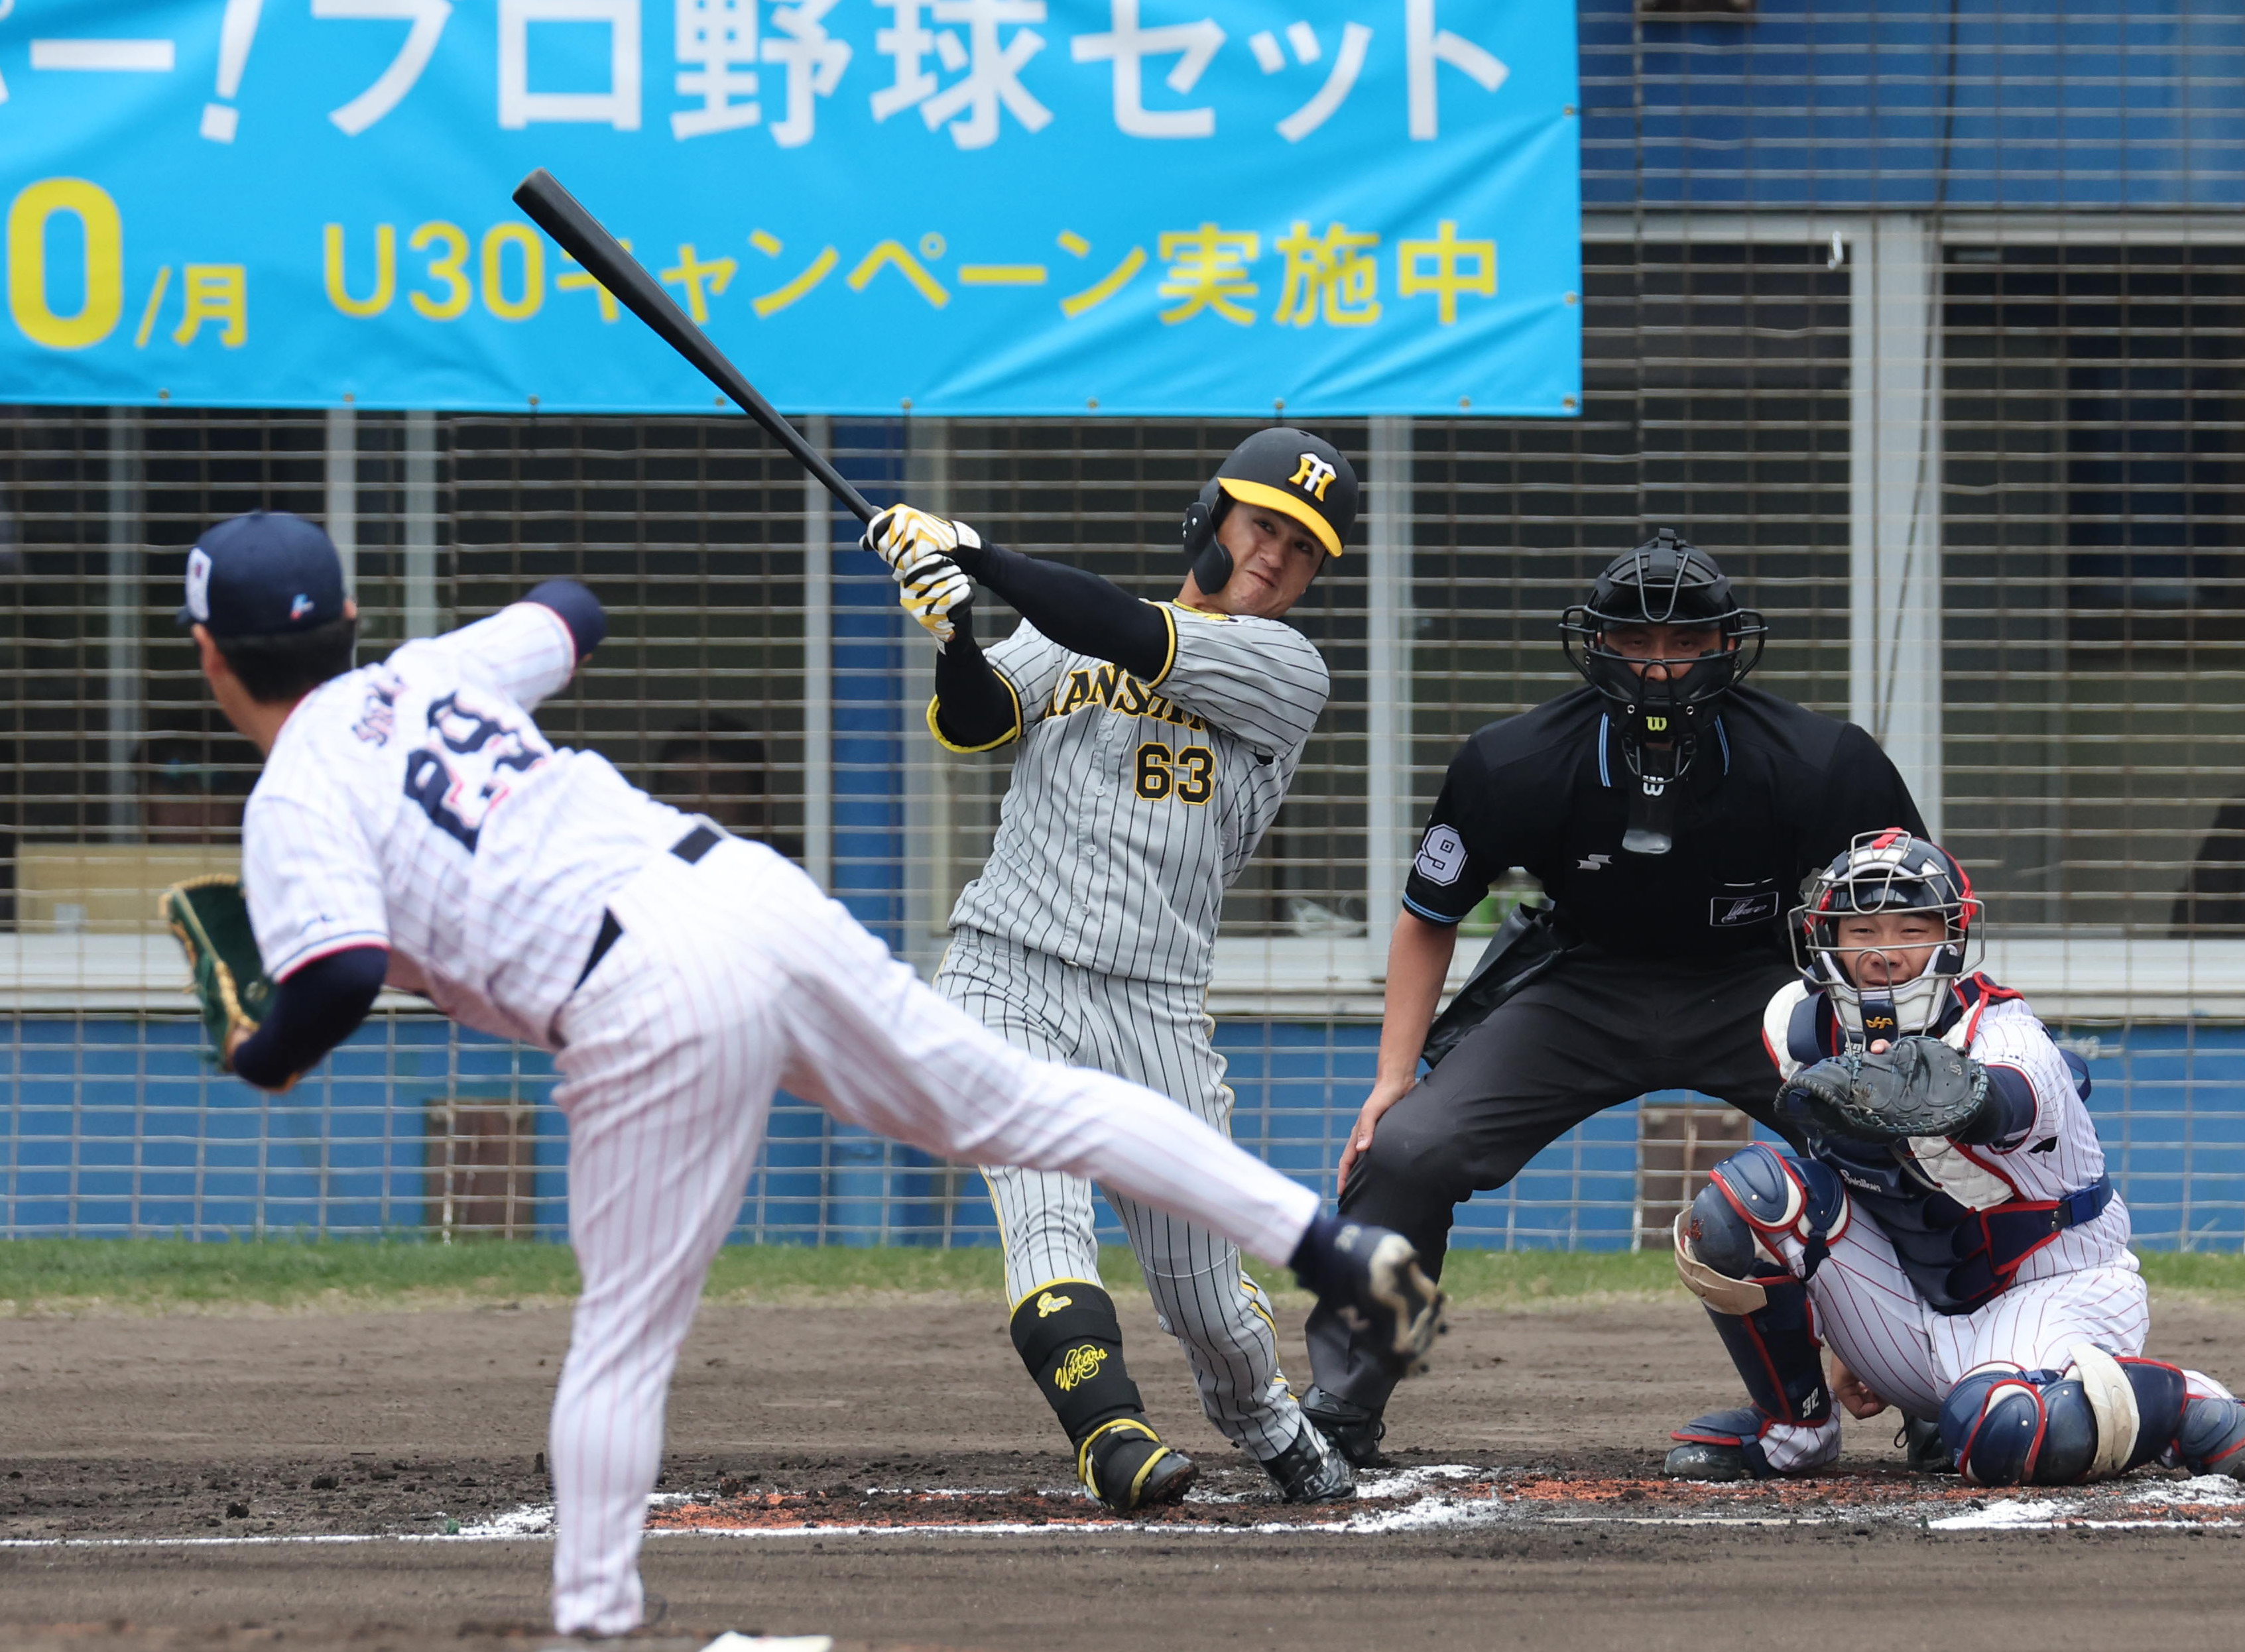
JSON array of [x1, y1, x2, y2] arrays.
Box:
[[1558, 530, 1766, 854]]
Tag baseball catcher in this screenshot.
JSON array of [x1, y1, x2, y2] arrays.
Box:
[[1666, 830, 2245, 1487]]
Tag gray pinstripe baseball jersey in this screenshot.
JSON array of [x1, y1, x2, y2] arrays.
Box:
[[943, 602, 1329, 986], [934, 599, 1329, 1461]]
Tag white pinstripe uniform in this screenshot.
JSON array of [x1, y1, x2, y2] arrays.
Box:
[[932, 602, 1330, 1460], [1734, 984, 2232, 1472], [240, 602, 1322, 1635]]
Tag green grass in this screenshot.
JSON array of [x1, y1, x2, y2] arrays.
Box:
[[2, 1236, 2242, 1316]]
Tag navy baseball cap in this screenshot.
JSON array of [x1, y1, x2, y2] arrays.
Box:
[[177, 511, 347, 638]]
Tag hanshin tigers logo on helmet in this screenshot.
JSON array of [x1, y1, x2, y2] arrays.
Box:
[[1289, 453, 1339, 501]]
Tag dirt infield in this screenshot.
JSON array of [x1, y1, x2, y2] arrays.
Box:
[[5, 1291, 2244, 1650]]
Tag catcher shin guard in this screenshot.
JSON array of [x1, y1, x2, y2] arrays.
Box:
[[1940, 1347, 2191, 1486], [2177, 1387, 2245, 1478], [1009, 1283, 1193, 1512], [1667, 1162, 1844, 1480]]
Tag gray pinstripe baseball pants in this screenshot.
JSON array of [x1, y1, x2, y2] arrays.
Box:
[[937, 928, 1305, 1460]]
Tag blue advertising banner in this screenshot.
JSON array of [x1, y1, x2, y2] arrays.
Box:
[[0, 0, 1579, 416]]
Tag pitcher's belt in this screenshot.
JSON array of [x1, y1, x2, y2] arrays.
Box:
[[573, 823, 724, 989]]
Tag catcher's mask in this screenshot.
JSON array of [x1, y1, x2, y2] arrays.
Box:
[[1180, 427, 1357, 595], [1793, 829, 1983, 1043], [1558, 530, 1766, 794]]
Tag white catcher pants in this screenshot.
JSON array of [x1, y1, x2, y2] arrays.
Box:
[[542, 839, 1320, 1635], [1746, 1205, 2229, 1474]]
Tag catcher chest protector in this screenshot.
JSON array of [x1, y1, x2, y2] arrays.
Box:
[[1779, 983, 2112, 1316], [1180, 427, 1358, 594]]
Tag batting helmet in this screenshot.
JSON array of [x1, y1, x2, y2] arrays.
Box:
[[1180, 428, 1359, 594]]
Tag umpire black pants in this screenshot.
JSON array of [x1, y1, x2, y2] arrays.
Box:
[[1305, 944, 1800, 1413]]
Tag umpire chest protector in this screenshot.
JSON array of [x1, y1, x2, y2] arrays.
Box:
[[1774, 977, 2111, 1315]]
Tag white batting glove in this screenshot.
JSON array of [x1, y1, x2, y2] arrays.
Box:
[[892, 545, 975, 644], [861, 504, 982, 575]]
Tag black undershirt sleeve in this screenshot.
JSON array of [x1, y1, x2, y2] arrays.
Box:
[[929, 605, 1022, 748], [947, 538, 1171, 680], [230, 945, 389, 1091]]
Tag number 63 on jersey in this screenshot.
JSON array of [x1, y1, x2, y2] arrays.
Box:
[[1134, 742, 1214, 804]]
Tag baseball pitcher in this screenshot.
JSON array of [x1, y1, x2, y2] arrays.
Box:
[[865, 428, 1361, 1507], [170, 509, 1441, 1637]]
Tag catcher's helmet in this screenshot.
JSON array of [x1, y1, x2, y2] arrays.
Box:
[[1557, 530, 1766, 785], [1180, 428, 1359, 594], [1793, 830, 1983, 1039]]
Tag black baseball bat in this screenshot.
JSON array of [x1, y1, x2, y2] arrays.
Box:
[[511, 167, 877, 524]]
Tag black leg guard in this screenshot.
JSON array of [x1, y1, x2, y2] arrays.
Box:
[[1010, 1284, 1195, 1512]]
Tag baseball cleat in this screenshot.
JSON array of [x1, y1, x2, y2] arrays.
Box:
[[1666, 1407, 1781, 1480], [1666, 1406, 1833, 1482], [1294, 1216, 1446, 1380], [1662, 1441, 1757, 1482], [1301, 1386, 1392, 1470], [1078, 1416, 1197, 1513], [1259, 1423, 1357, 1504], [1899, 1415, 1954, 1474]]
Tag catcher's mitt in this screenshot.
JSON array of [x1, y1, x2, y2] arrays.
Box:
[[160, 876, 273, 1069], [1779, 1036, 1988, 1144]]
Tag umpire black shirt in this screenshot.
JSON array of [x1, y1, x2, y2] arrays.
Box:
[[1402, 685, 1925, 960]]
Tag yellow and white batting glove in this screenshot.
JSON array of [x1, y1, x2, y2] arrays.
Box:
[[861, 504, 981, 575], [892, 545, 975, 644]]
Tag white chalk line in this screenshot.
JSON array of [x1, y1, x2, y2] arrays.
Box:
[[5, 1471, 2238, 1550]]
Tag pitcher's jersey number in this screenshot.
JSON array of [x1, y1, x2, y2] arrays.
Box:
[[1134, 742, 1213, 805], [404, 689, 550, 850]]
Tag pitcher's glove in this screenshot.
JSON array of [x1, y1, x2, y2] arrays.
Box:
[[1779, 1035, 1988, 1144], [160, 876, 274, 1072], [890, 545, 975, 644]]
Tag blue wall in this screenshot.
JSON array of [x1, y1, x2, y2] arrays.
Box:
[[1582, 0, 2245, 207], [5, 1016, 2240, 1251]]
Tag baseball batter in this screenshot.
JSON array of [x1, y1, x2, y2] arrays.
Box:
[[863, 429, 1360, 1506], [176, 509, 1443, 1637], [1665, 830, 2245, 1486]]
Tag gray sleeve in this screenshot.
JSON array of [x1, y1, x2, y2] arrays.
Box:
[[1151, 608, 1329, 757], [983, 620, 1072, 731]]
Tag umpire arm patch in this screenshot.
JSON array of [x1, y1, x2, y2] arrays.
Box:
[[1414, 824, 1467, 886]]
